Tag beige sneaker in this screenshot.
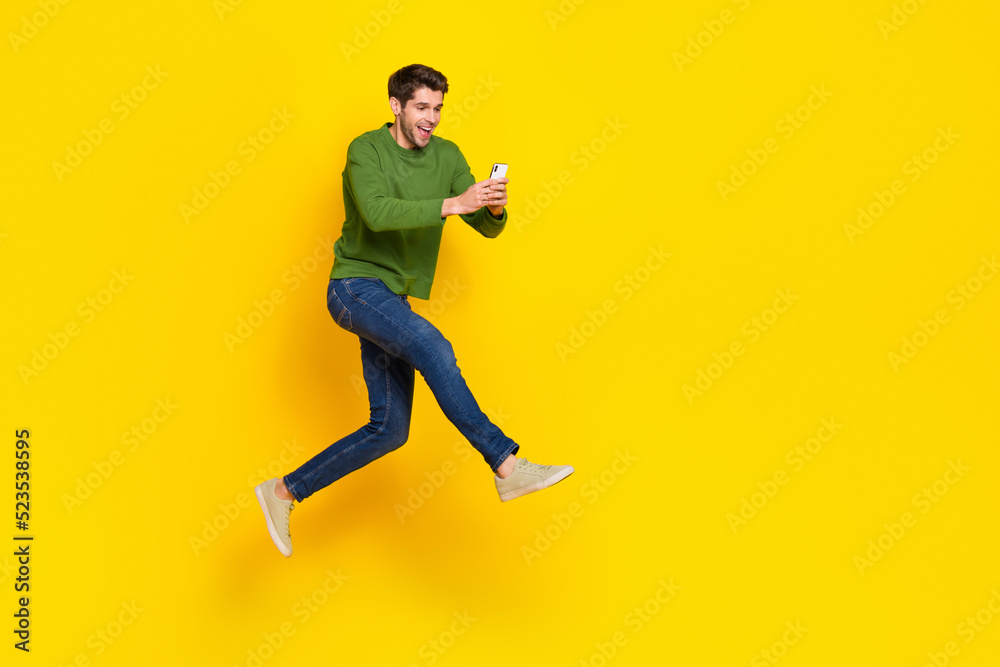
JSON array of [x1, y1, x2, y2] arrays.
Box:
[[495, 458, 574, 502], [255, 478, 294, 557]]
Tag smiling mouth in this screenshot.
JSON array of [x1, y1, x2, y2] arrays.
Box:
[[417, 125, 432, 139]]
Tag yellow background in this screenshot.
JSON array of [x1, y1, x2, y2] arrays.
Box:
[[3, 0, 999, 665]]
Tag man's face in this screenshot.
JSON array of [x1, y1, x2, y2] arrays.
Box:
[[392, 87, 443, 149]]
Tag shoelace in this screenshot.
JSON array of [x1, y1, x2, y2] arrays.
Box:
[[518, 460, 549, 474], [284, 502, 294, 539]]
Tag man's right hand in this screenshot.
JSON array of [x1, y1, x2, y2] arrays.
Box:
[[442, 178, 509, 217]]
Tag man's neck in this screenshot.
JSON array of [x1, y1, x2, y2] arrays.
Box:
[[388, 122, 419, 150]]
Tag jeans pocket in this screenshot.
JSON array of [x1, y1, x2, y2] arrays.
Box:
[[327, 281, 353, 331], [341, 276, 380, 304]]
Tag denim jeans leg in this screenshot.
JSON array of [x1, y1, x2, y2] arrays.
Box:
[[282, 283, 415, 502], [332, 278, 519, 473]]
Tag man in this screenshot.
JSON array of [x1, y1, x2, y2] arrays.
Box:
[[255, 64, 574, 557]]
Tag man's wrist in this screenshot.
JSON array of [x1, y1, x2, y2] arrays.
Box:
[[487, 206, 504, 220]]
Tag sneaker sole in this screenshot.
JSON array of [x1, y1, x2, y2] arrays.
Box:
[[255, 484, 293, 557], [499, 467, 574, 502]]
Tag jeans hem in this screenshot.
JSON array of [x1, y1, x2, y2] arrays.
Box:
[[283, 475, 304, 503], [492, 440, 521, 474]]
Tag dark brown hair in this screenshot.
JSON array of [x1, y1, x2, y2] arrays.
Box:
[[388, 64, 448, 108]]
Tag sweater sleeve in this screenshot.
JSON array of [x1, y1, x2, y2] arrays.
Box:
[[346, 138, 446, 232], [451, 149, 507, 238]]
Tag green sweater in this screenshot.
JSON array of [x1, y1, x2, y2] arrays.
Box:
[[329, 122, 507, 299]]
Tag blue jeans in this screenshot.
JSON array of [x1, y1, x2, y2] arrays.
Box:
[[283, 277, 519, 502]]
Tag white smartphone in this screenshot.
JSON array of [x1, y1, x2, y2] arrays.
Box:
[[489, 163, 508, 180]]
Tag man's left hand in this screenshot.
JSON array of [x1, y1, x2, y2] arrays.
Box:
[[485, 177, 509, 218]]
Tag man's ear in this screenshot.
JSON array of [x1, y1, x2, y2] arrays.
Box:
[[389, 97, 401, 116]]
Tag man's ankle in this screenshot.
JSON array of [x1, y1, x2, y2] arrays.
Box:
[[496, 456, 517, 479], [275, 479, 293, 501]]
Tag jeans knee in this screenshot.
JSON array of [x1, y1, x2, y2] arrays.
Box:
[[385, 420, 409, 450], [422, 333, 457, 369], [366, 418, 409, 451]]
